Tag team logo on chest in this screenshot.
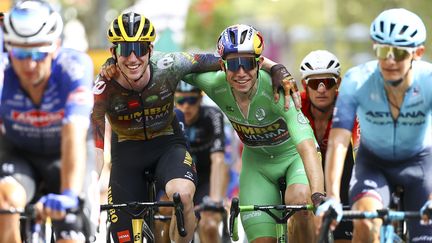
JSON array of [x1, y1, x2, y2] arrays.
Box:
[[255, 108, 266, 121]]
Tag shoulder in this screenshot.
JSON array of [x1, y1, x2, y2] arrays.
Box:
[[53, 48, 93, 81], [344, 60, 378, 83], [413, 60, 432, 78]]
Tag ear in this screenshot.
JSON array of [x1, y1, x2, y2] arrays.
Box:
[[413, 45, 425, 60], [219, 59, 226, 72], [148, 43, 154, 56], [110, 46, 116, 59], [257, 56, 264, 69], [336, 76, 342, 87]]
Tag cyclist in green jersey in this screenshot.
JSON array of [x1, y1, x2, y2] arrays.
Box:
[[183, 24, 325, 243]]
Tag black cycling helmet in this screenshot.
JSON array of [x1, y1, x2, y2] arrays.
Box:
[[176, 81, 201, 94]]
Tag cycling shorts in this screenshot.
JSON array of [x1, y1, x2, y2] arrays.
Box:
[[0, 135, 98, 242], [239, 149, 309, 241], [108, 133, 197, 243], [350, 145, 432, 241]]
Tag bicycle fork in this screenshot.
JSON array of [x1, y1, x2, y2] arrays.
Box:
[[132, 218, 154, 243]]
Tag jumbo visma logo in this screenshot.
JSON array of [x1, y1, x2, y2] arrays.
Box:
[[117, 103, 171, 121], [230, 118, 289, 147]]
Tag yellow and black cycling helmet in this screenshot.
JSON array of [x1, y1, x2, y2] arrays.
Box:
[[107, 12, 156, 43]]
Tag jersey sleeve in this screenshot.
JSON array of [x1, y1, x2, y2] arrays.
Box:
[[61, 51, 94, 127], [91, 76, 108, 150], [182, 71, 223, 94], [332, 68, 360, 131], [282, 99, 315, 146], [209, 108, 225, 153]]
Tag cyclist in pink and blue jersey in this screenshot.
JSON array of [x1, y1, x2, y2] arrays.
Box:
[[0, 1, 97, 242]]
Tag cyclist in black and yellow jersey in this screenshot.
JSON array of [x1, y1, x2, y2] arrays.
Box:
[[93, 12, 300, 243]]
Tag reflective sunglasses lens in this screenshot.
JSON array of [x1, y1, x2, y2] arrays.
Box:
[[11, 48, 48, 61], [175, 96, 199, 105], [374, 45, 411, 61], [307, 78, 337, 90], [392, 48, 411, 61], [116, 42, 149, 57], [225, 57, 257, 72]]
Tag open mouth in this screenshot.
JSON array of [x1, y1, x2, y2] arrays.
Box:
[[126, 64, 141, 71]]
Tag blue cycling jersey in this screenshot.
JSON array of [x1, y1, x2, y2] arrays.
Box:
[[333, 60, 432, 161], [1, 48, 94, 154]]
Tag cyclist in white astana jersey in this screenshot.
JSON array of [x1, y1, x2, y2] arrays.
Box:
[[315, 8, 432, 242]]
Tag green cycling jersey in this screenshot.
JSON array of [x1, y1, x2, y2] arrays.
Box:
[[184, 70, 314, 156]]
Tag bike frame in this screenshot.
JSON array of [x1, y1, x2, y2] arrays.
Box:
[[100, 192, 186, 243]]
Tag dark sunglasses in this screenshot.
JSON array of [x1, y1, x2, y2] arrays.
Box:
[[10, 48, 49, 61], [306, 77, 337, 90], [373, 44, 415, 62], [175, 96, 199, 105], [115, 42, 150, 57], [223, 57, 259, 72]]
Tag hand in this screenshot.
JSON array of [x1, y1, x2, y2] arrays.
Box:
[[270, 64, 301, 110], [38, 190, 79, 220], [314, 197, 343, 235], [420, 200, 432, 225], [100, 57, 117, 80], [311, 192, 326, 209]]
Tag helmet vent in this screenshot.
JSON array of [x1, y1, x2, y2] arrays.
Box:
[[304, 62, 313, 70], [379, 21, 384, 33], [240, 30, 247, 44], [399, 25, 408, 35], [389, 23, 395, 36], [228, 30, 236, 45], [410, 30, 418, 38], [327, 60, 335, 69]]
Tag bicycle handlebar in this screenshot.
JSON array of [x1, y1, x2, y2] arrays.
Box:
[[172, 192, 187, 237], [228, 197, 313, 241], [318, 208, 423, 243], [100, 192, 187, 237]]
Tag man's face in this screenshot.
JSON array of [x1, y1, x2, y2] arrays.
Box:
[[221, 53, 261, 93], [175, 91, 201, 125], [305, 74, 339, 110], [113, 42, 152, 80], [374, 44, 423, 82], [9, 42, 56, 86]]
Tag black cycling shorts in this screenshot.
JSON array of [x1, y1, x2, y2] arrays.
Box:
[[108, 133, 197, 243]]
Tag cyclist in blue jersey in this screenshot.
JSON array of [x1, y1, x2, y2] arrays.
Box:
[[0, 1, 97, 242], [315, 8, 432, 242]]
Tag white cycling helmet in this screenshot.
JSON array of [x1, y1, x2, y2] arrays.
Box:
[[370, 8, 426, 47], [299, 50, 341, 79], [217, 24, 264, 59], [3, 0, 63, 46]]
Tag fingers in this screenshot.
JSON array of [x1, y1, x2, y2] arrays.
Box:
[[100, 64, 117, 80], [292, 91, 302, 110], [273, 87, 280, 103]]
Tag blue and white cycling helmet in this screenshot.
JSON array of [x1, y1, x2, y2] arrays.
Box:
[[217, 24, 264, 60], [3, 0, 63, 47], [370, 8, 426, 47]]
